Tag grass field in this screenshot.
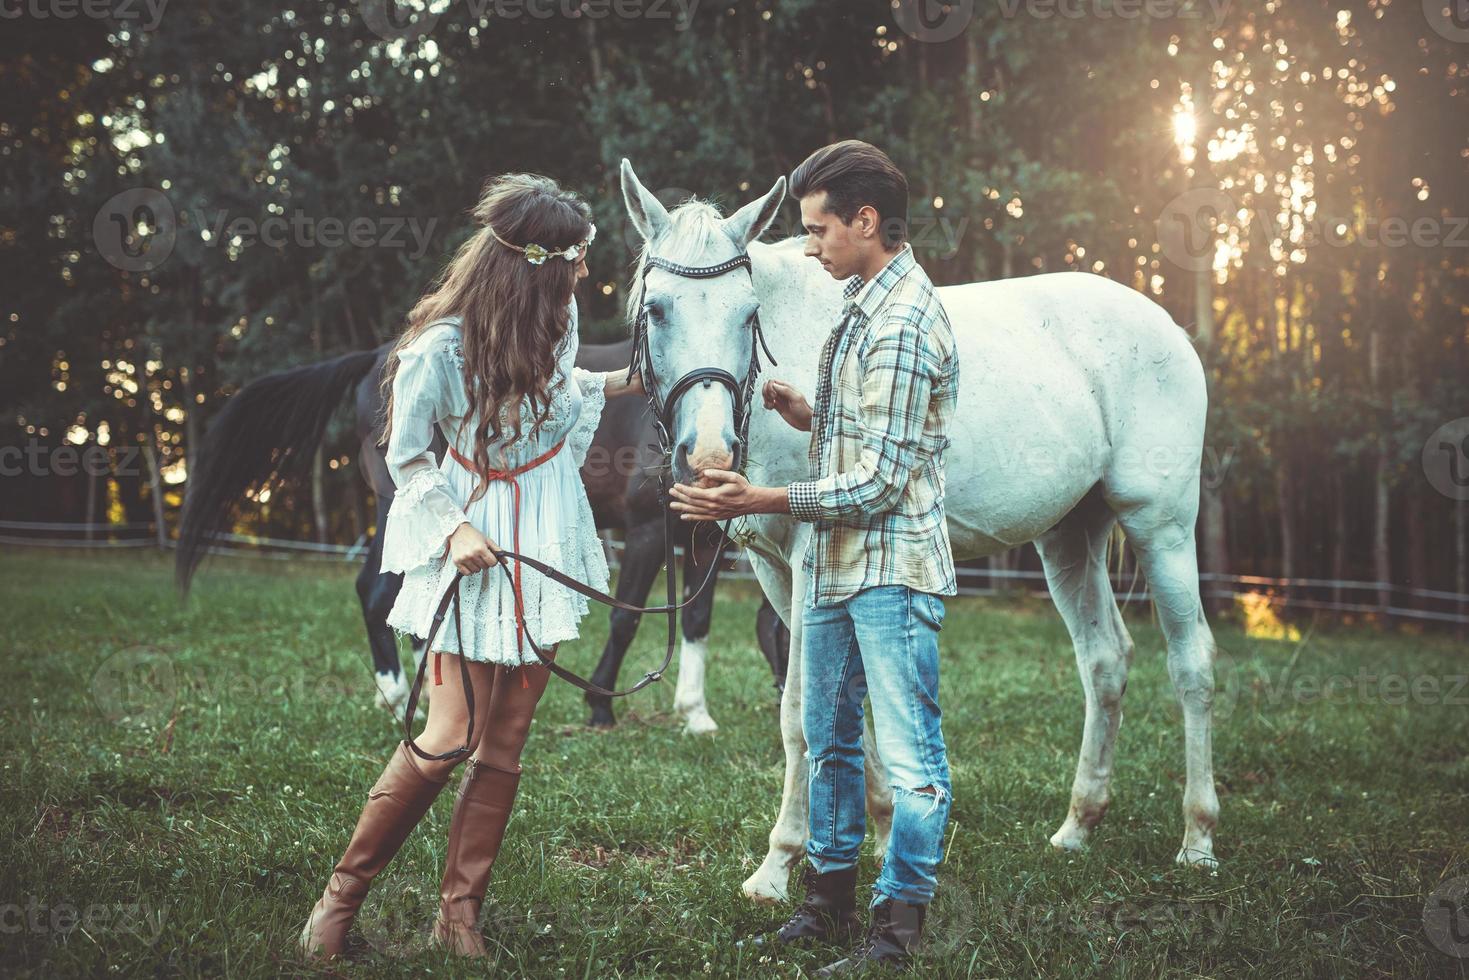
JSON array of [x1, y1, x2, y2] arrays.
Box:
[[1, 547, 1466, 978]]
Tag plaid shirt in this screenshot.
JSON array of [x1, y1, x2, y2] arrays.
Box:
[[786, 243, 959, 606]]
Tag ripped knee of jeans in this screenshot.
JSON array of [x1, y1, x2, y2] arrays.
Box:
[[895, 783, 950, 820]]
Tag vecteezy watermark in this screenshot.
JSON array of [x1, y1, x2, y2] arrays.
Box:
[[187, 208, 439, 260], [359, 0, 445, 42], [1424, 876, 1469, 959], [997, 0, 1230, 29], [1157, 188, 1469, 272], [0, 896, 167, 943], [92, 648, 178, 729], [0, 0, 167, 30], [93, 189, 440, 270], [354, 870, 435, 955], [1422, 0, 1469, 43], [94, 188, 177, 273], [361, 0, 699, 43], [1208, 648, 1468, 722], [91, 648, 356, 729], [892, 0, 975, 42], [1423, 417, 1469, 501], [0, 439, 142, 478], [921, 881, 1230, 953], [976, 435, 1238, 492], [766, 212, 970, 258]]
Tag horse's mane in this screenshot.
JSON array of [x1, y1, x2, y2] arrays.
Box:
[[624, 198, 738, 325]]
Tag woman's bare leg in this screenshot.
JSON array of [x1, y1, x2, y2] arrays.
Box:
[[475, 645, 559, 771], [411, 651, 499, 780]]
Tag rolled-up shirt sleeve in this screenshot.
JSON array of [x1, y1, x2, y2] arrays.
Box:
[[787, 312, 939, 523], [379, 337, 472, 575]]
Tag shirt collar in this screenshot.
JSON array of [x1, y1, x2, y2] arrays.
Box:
[[841, 243, 915, 319]]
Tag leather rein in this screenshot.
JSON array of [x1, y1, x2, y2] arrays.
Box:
[[403, 250, 776, 761]]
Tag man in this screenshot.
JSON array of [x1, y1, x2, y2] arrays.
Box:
[[668, 139, 959, 975]]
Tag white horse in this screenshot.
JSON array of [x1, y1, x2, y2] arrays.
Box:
[[618, 160, 1221, 905]]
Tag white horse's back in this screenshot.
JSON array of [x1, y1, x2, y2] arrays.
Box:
[[927, 272, 1206, 558]]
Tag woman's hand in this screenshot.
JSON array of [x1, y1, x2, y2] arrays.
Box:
[[762, 379, 813, 432], [447, 522, 504, 574]]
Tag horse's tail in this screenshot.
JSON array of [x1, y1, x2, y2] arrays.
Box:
[[175, 347, 383, 597]]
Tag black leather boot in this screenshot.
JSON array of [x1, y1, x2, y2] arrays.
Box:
[[739, 864, 864, 949], [815, 895, 927, 975]]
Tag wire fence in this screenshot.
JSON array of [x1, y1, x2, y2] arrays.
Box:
[[3, 519, 1466, 626]]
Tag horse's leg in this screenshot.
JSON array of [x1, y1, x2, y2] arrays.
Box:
[[1035, 486, 1135, 854], [359, 494, 418, 718], [673, 523, 721, 734], [742, 550, 808, 904], [755, 598, 790, 696], [584, 515, 664, 728], [1110, 481, 1220, 869], [862, 713, 895, 866]]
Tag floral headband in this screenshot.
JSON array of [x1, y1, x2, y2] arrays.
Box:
[[489, 223, 596, 265]]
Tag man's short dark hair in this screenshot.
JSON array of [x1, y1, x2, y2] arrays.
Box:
[[789, 140, 909, 249]]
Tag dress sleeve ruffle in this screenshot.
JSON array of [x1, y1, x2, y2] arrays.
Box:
[[568, 366, 607, 470], [380, 466, 468, 574], [380, 330, 472, 576]]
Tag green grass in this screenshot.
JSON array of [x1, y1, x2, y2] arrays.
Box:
[[1, 547, 1465, 978]]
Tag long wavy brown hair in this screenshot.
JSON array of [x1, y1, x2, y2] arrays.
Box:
[[379, 173, 593, 503]]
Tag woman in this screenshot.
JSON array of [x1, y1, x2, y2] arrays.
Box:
[[300, 173, 643, 960]]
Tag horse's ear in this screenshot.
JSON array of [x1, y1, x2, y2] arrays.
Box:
[[620, 159, 670, 243], [724, 176, 787, 246]]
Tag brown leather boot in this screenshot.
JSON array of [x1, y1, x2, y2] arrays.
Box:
[[430, 758, 523, 957], [298, 740, 453, 960]]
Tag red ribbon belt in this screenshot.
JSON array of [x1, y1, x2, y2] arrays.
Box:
[[443, 437, 566, 689]]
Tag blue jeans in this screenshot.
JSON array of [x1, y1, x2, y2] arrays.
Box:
[[802, 584, 952, 906]]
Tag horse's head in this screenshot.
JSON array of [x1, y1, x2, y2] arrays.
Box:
[[620, 159, 785, 487]]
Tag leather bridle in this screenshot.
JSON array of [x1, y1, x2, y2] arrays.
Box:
[[403, 248, 776, 762], [629, 253, 778, 464]]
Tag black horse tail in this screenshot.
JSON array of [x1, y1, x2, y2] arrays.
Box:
[[175, 348, 382, 597]]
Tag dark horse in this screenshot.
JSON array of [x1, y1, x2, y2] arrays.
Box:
[[174, 338, 789, 731]]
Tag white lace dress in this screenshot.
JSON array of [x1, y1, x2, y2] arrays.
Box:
[[379, 302, 611, 668]]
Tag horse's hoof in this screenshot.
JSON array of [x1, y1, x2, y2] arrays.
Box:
[[585, 709, 617, 730], [373, 670, 417, 716], [679, 711, 719, 735], [1175, 846, 1219, 870], [740, 876, 788, 906], [742, 855, 795, 905], [1048, 825, 1089, 853]]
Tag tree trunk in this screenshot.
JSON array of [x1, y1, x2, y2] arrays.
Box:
[[1193, 262, 1229, 614], [1331, 469, 1347, 608], [312, 446, 328, 544], [85, 462, 98, 543], [142, 440, 166, 550], [1405, 481, 1427, 593], [310, 283, 328, 543], [1457, 494, 1466, 638], [1188, 69, 1230, 615], [180, 365, 200, 488], [1276, 459, 1296, 602], [1368, 317, 1392, 616]]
